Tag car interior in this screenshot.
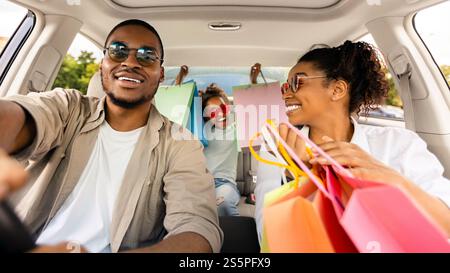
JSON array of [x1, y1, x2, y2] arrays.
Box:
[[0, 0, 449, 253]]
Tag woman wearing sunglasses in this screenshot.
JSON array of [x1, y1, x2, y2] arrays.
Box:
[[255, 40, 450, 244], [201, 84, 240, 216]]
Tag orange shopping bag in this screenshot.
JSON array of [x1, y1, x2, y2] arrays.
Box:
[[263, 190, 335, 253], [262, 120, 357, 252], [250, 121, 334, 253]]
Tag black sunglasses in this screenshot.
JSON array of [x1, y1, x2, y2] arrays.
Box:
[[281, 74, 327, 95], [104, 41, 163, 67]]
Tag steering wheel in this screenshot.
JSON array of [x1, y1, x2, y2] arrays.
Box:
[[0, 201, 36, 253]]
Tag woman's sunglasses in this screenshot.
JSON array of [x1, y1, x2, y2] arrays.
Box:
[[281, 74, 327, 95], [104, 41, 163, 67]]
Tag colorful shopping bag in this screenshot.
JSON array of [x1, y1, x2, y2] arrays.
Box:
[[250, 122, 334, 253], [233, 82, 288, 148], [154, 81, 195, 127], [249, 123, 303, 253], [263, 121, 357, 252], [279, 122, 450, 253], [326, 166, 450, 253], [264, 192, 335, 253], [313, 169, 359, 253], [189, 83, 208, 147]]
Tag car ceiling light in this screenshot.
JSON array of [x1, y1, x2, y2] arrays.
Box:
[[208, 22, 242, 31]]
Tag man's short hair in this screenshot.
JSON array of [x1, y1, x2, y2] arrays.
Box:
[[104, 19, 164, 64]]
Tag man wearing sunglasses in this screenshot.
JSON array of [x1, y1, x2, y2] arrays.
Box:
[[0, 19, 222, 253]]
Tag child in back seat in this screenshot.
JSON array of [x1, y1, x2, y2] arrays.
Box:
[[201, 83, 240, 216]]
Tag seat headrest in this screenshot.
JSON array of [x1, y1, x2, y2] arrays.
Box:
[[87, 71, 105, 98]]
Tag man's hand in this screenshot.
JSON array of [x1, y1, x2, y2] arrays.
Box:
[[0, 149, 28, 200], [0, 154, 88, 253], [31, 242, 89, 253], [124, 232, 212, 253]]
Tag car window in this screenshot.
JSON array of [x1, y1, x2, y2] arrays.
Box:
[[414, 1, 450, 89], [0, 1, 33, 86], [52, 34, 102, 94], [358, 34, 404, 121], [0, 1, 27, 56]]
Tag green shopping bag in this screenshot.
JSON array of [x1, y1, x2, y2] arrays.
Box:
[[154, 81, 196, 127]]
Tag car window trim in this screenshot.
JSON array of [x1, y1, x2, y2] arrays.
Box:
[[412, 12, 450, 91], [0, 10, 36, 86]]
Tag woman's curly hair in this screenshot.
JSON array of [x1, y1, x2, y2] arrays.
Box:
[[201, 83, 230, 110], [200, 83, 230, 121], [298, 40, 388, 115]]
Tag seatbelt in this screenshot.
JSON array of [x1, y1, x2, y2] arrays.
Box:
[[246, 151, 258, 190], [398, 68, 415, 131], [390, 53, 415, 131]]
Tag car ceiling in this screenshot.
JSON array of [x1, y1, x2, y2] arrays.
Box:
[[11, 0, 445, 67], [111, 0, 341, 9]]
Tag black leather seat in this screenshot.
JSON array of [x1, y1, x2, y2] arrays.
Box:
[[219, 216, 260, 253]]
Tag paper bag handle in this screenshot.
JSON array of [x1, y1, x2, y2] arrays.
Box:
[[281, 122, 355, 178], [265, 122, 332, 199]]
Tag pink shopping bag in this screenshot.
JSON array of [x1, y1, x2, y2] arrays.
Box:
[[326, 166, 450, 253], [233, 82, 288, 148]]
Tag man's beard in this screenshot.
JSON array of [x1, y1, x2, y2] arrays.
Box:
[[101, 70, 156, 109], [106, 91, 151, 109]]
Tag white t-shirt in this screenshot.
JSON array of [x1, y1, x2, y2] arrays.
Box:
[[254, 120, 450, 242], [36, 121, 143, 253]]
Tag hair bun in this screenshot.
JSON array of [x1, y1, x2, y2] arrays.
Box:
[[299, 40, 388, 115]]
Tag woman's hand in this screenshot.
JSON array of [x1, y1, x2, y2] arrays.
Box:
[[0, 149, 28, 200], [277, 125, 409, 190], [311, 136, 409, 188], [277, 129, 450, 236], [313, 136, 450, 236], [279, 124, 311, 164]]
